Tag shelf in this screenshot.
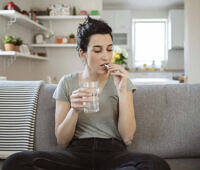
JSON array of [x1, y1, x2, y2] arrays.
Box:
[[0, 10, 50, 32], [37, 15, 101, 20], [0, 51, 48, 60], [30, 43, 77, 48]]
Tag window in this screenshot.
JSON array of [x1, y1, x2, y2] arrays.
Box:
[[132, 19, 168, 68]]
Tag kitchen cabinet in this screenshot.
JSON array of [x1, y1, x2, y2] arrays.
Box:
[[101, 10, 131, 48], [102, 10, 131, 33], [168, 9, 184, 50]]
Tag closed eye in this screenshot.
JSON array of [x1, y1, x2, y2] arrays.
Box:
[[94, 51, 101, 53]]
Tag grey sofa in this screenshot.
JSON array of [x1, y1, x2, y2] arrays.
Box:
[[0, 83, 200, 170]]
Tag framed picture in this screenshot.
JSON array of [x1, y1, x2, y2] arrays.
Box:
[[34, 33, 45, 44], [20, 45, 30, 54]]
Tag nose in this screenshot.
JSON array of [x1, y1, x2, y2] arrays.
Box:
[[101, 50, 110, 60]]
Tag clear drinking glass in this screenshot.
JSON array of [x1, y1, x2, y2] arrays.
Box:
[[80, 81, 100, 113]]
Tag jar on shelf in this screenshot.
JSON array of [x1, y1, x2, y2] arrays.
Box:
[[55, 36, 63, 44], [62, 4, 70, 16]]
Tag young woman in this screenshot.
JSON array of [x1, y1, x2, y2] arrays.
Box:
[[2, 17, 170, 170]]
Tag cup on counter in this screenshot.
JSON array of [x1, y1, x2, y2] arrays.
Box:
[[80, 81, 100, 113]]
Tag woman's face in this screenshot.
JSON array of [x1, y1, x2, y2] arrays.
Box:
[[83, 34, 113, 74]]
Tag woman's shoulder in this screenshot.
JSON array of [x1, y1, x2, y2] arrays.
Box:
[[61, 72, 78, 81], [59, 72, 79, 88]]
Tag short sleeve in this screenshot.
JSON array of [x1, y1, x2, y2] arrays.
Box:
[[52, 75, 70, 102], [126, 78, 136, 93]]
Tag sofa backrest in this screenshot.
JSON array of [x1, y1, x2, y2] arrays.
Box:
[[35, 83, 200, 159]]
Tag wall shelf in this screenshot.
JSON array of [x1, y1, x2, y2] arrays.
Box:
[[37, 15, 100, 20], [30, 44, 77, 48], [0, 10, 50, 32], [0, 51, 48, 60]]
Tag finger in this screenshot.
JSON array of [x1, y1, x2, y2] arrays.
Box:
[[71, 92, 93, 99], [109, 66, 124, 72], [72, 88, 91, 94], [108, 68, 121, 72], [108, 68, 124, 74], [110, 72, 128, 78], [108, 63, 123, 69], [108, 63, 118, 67], [71, 103, 88, 109], [71, 98, 93, 103]]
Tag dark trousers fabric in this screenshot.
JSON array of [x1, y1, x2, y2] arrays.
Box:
[[2, 138, 170, 170]]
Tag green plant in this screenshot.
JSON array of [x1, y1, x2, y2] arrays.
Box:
[[69, 33, 75, 39], [15, 37, 23, 46], [3, 35, 16, 44]]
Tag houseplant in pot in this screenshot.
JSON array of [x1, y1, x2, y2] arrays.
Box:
[[69, 33, 76, 44], [3, 35, 16, 51], [14, 37, 23, 52]]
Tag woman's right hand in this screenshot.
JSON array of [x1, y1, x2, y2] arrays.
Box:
[[70, 88, 92, 112]]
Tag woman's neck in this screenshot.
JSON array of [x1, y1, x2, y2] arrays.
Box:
[[80, 66, 109, 83]]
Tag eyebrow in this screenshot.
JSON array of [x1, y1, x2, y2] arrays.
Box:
[[93, 44, 113, 48]]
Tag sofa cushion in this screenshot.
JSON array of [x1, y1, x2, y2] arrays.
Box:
[[34, 84, 64, 151], [166, 158, 200, 170], [127, 84, 200, 158]]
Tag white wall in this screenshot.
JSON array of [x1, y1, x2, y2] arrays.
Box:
[[0, 0, 102, 81], [184, 0, 200, 83]]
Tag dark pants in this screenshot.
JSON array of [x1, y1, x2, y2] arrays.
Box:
[[2, 138, 170, 170]]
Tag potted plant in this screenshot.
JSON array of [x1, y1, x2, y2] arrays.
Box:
[[69, 33, 76, 44], [14, 37, 23, 52], [3, 35, 16, 51]]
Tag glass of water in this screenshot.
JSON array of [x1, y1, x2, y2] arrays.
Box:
[[80, 81, 100, 113]]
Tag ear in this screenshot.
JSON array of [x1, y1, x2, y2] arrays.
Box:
[[79, 49, 87, 63]]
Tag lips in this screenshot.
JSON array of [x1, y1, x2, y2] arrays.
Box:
[[100, 63, 109, 71]]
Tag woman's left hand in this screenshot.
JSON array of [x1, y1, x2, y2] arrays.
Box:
[[107, 64, 128, 93]]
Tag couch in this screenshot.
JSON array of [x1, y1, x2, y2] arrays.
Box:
[[0, 82, 200, 170]]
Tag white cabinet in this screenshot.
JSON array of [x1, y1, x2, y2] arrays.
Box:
[[101, 10, 115, 30], [168, 9, 184, 50], [102, 10, 131, 48], [114, 11, 131, 33], [102, 10, 131, 33]]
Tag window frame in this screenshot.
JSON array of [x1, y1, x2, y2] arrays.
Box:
[[132, 19, 168, 68]]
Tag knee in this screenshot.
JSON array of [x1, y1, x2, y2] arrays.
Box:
[[2, 151, 34, 170]]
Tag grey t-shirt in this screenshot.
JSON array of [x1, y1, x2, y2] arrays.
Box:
[[52, 72, 136, 141]]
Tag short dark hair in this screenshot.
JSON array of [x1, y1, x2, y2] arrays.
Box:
[[76, 16, 113, 52]]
